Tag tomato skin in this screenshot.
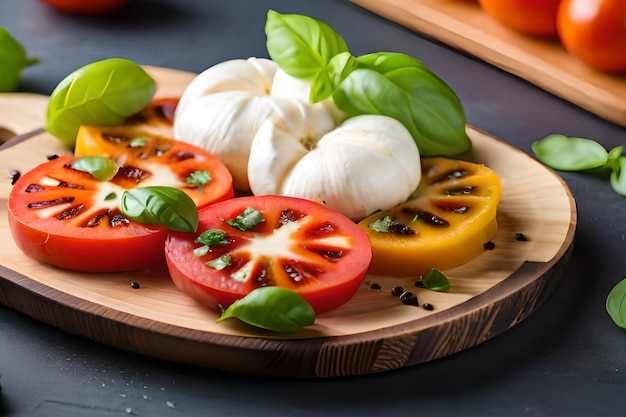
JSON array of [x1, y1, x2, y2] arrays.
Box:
[[557, 0, 626, 73], [165, 195, 372, 315], [478, 0, 562, 38], [8, 155, 168, 272], [37, 0, 130, 15]]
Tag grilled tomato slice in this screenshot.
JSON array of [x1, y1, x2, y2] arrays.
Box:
[[165, 195, 373, 315], [358, 157, 502, 277], [8, 134, 233, 272]]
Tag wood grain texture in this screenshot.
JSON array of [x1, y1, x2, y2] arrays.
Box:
[[350, 0, 626, 127], [0, 66, 576, 378]]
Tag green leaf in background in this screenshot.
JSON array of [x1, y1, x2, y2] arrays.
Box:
[[333, 52, 471, 157], [46, 57, 156, 148], [531, 134, 610, 171], [609, 156, 626, 197], [606, 278, 626, 329], [121, 186, 199, 233], [70, 156, 119, 181], [0, 28, 38, 92], [217, 286, 316, 333]]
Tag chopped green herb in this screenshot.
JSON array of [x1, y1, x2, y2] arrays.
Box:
[[206, 254, 231, 270], [224, 207, 264, 231], [195, 229, 229, 246], [370, 215, 394, 232], [104, 192, 117, 201], [129, 136, 149, 147], [70, 156, 119, 181], [186, 170, 212, 193]]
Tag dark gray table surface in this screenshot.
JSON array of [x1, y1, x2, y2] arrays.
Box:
[[2, 0, 626, 416]]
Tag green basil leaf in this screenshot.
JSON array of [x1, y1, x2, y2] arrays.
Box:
[[206, 254, 231, 271], [224, 207, 264, 231], [217, 286, 316, 333], [46, 57, 156, 148], [186, 170, 212, 193], [70, 156, 118, 181], [265, 9, 349, 84], [0, 28, 38, 92], [195, 229, 229, 246], [121, 186, 199, 232], [606, 146, 624, 171], [606, 278, 626, 328], [610, 156, 626, 197], [531, 134, 609, 171], [332, 52, 471, 157], [421, 268, 451, 292]]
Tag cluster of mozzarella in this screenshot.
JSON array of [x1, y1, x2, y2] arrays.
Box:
[[173, 57, 421, 221]]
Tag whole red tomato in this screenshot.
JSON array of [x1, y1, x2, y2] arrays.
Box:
[[37, 0, 130, 15], [557, 0, 626, 73], [478, 0, 562, 38]]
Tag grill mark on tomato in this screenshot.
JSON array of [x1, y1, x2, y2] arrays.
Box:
[[402, 208, 449, 227], [445, 185, 475, 195], [57, 204, 85, 220], [27, 196, 74, 209], [431, 169, 469, 184], [170, 150, 195, 162], [116, 165, 150, 183], [25, 183, 45, 193], [279, 209, 305, 226], [305, 222, 336, 238], [308, 248, 344, 262]]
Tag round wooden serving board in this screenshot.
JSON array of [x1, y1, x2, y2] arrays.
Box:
[[0, 66, 576, 378]]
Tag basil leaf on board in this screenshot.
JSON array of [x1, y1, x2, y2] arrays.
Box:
[[332, 52, 471, 157], [531, 134, 610, 171], [0, 28, 38, 92], [70, 156, 118, 181], [606, 278, 626, 328], [217, 286, 316, 333], [121, 186, 199, 233], [46, 57, 156, 148], [421, 268, 451, 292]]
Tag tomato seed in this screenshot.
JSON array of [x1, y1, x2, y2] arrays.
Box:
[[10, 170, 20, 185], [400, 291, 419, 306], [483, 241, 496, 250], [423, 303, 434, 311], [515, 232, 528, 241]]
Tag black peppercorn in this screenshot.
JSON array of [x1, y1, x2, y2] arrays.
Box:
[[423, 303, 434, 311], [515, 232, 528, 241], [370, 283, 382, 290], [399, 291, 419, 306], [483, 241, 496, 250], [130, 281, 141, 289], [391, 286, 404, 296]]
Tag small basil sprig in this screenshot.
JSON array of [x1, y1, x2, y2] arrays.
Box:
[[217, 286, 316, 333], [532, 134, 626, 196], [46, 57, 156, 148], [70, 156, 119, 181], [121, 186, 199, 233], [0, 28, 38, 92], [265, 10, 471, 157], [606, 278, 626, 329]]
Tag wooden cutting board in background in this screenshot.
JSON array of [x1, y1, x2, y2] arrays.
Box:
[[350, 0, 626, 127], [0, 66, 576, 378]]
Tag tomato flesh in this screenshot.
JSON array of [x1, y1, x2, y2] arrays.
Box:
[[165, 195, 372, 315], [9, 132, 234, 272], [478, 0, 561, 38]]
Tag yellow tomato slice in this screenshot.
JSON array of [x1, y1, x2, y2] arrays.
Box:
[[358, 157, 502, 277]]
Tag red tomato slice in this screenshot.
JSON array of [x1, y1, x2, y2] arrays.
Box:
[[8, 135, 234, 272], [165, 195, 372, 315]]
